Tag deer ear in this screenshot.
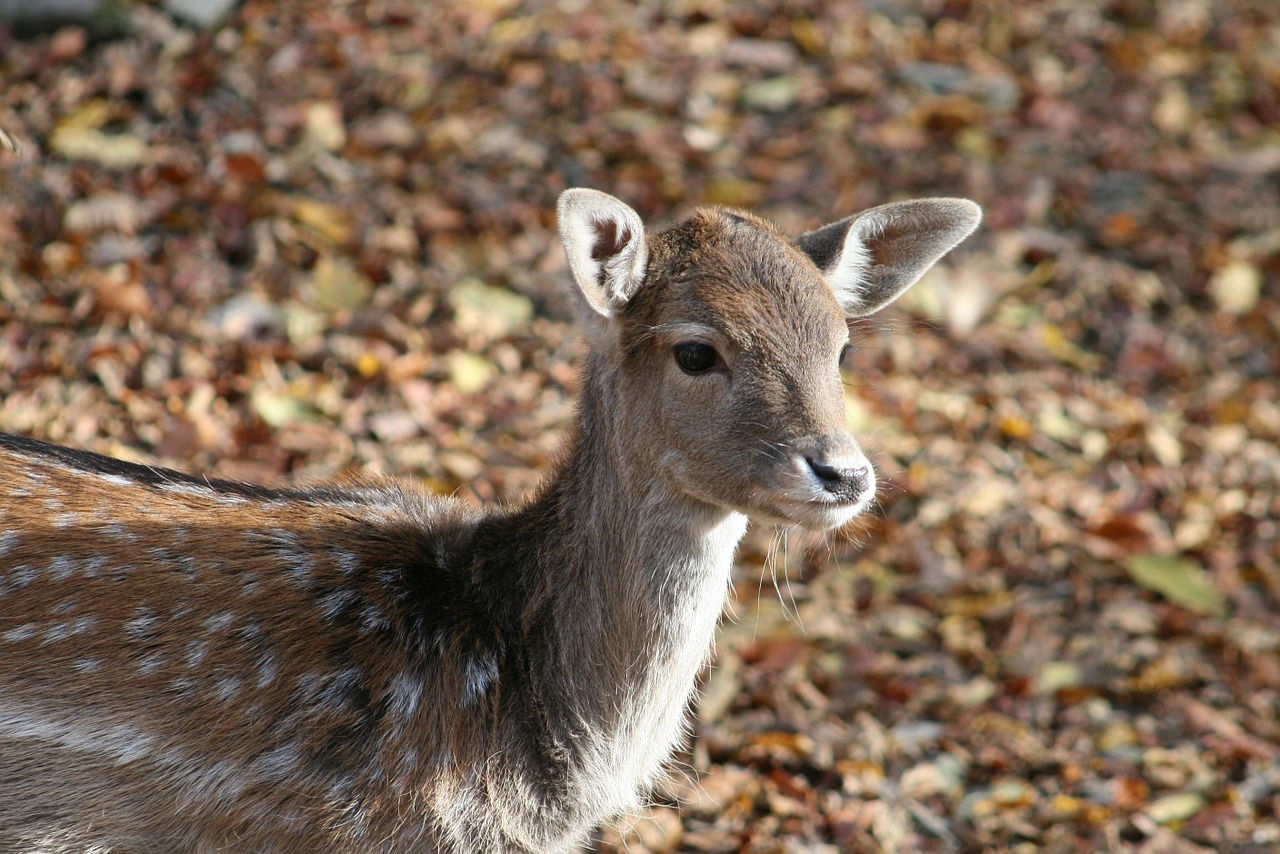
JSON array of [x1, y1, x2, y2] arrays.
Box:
[[557, 189, 649, 318], [798, 198, 981, 318]]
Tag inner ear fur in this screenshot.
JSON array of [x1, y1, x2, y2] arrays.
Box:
[[798, 198, 981, 317]]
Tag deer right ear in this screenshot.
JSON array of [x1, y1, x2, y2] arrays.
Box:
[[557, 189, 649, 318]]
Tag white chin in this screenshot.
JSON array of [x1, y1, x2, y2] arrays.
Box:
[[801, 501, 866, 531], [755, 497, 869, 531]]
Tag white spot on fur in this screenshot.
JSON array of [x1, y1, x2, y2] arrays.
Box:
[[359, 604, 390, 635], [125, 607, 158, 639], [8, 565, 37, 589], [48, 555, 78, 581], [3, 623, 39, 643], [100, 524, 137, 543], [185, 639, 209, 668], [0, 701, 156, 765], [169, 677, 197, 697], [43, 616, 97, 643], [462, 654, 498, 707], [250, 741, 302, 781], [388, 672, 422, 721], [0, 531, 16, 555], [83, 556, 109, 578], [74, 658, 103, 673], [256, 651, 277, 688], [138, 652, 165, 674], [320, 588, 359, 622], [310, 667, 365, 709], [215, 676, 243, 703], [287, 554, 316, 586], [203, 611, 235, 633]]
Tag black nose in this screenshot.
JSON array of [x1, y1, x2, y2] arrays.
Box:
[[806, 457, 870, 500]]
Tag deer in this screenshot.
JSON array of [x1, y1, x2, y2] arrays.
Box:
[[0, 188, 979, 853]]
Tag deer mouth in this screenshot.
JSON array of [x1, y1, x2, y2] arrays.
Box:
[[747, 491, 870, 532]]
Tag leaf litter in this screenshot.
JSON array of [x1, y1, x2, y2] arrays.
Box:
[[2, 0, 1279, 850]]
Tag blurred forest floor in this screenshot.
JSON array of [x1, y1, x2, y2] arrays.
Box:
[[2, 0, 1279, 851]]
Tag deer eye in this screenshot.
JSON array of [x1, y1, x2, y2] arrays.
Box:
[[673, 342, 718, 375], [839, 343, 853, 368]]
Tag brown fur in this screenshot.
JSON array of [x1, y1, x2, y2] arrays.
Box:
[[0, 191, 978, 852]]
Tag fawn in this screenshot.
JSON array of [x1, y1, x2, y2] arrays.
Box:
[[0, 189, 979, 852]]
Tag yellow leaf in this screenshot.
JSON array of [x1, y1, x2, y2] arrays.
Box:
[[448, 278, 534, 339], [50, 127, 146, 168], [1209, 260, 1261, 315], [289, 198, 354, 245], [997, 414, 1033, 440], [448, 352, 496, 394], [1125, 555, 1225, 616], [1146, 792, 1206, 825], [58, 99, 112, 130], [302, 101, 346, 152], [1040, 323, 1101, 370], [1036, 662, 1082, 694], [355, 352, 382, 379], [251, 388, 315, 427], [312, 256, 371, 313]]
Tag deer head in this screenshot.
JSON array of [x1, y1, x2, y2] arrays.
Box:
[[558, 189, 980, 531]]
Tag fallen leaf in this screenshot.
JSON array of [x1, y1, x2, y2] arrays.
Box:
[[1146, 792, 1206, 825], [251, 388, 315, 428], [1125, 555, 1226, 616], [302, 101, 347, 152], [1209, 260, 1261, 315], [50, 126, 147, 168], [312, 256, 371, 313], [64, 193, 147, 235], [448, 278, 534, 339], [1180, 697, 1278, 760], [0, 126, 21, 155], [448, 352, 497, 394], [288, 198, 354, 245]]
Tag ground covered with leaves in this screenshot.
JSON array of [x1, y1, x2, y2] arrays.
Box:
[[2, 0, 1279, 851]]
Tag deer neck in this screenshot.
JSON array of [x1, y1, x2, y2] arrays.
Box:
[[548, 353, 746, 626], [503, 355, 748, 805]]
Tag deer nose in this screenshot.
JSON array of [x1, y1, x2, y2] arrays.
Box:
[[804, 455, 871, 501]]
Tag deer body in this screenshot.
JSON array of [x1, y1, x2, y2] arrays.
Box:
[[0, 190, 978, 852]]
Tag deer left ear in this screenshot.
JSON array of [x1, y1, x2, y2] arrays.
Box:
[[798, 198, 981, 317], [557, 189, 649, 318]]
